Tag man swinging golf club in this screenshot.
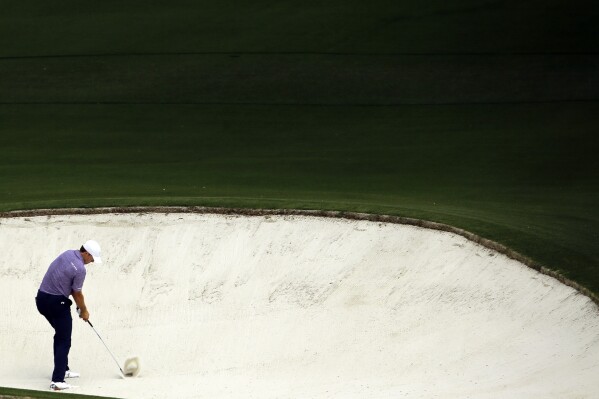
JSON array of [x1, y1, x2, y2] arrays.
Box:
[[35, 240, 102, 391]]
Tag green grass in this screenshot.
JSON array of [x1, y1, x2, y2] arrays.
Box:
[[1, 1, 598, 398], [1, 53, 597, 105], [1, 0, 598, 55], [0, 386, 119, 399]]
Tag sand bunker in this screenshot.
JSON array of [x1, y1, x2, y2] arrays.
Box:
[[0, 212, 598, 398]]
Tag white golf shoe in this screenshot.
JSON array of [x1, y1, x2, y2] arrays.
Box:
[[50, 381, 72, 391], [65, 370, 80, 378]]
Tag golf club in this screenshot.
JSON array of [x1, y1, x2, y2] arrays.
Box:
[[85, 319, 134, 377]]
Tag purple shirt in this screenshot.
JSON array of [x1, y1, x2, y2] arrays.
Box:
[[39, 250, 87, 298]]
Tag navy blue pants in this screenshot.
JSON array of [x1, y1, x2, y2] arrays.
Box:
[[35, 290, 72, 382]]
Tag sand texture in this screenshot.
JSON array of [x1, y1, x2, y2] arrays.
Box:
[[0, 213, 598, 398]]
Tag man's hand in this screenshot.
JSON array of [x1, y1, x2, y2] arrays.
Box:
[[79, 308, 90, 321], [72, 291, 89, 321], [76, 306, 90, 321]]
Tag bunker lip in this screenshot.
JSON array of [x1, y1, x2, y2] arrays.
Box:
[[1, 206, 597, 306]]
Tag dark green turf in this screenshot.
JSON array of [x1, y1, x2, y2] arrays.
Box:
[[1, 53, 597, 105], [1, 0, 598, 55], [1, 1, 598, 397], [0, 386, 119, 399]]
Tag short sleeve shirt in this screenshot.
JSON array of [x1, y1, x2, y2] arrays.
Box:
[[39, 250, 87, 298]]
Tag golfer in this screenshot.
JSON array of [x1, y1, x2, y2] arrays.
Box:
[[35, 240, 102, 391]]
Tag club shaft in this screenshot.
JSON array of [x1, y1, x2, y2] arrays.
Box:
[[87, 320, 125, 375]]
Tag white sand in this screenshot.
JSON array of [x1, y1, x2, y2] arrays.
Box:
[[0, 213, 598, 399]]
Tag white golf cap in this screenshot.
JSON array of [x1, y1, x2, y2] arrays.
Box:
[[83, 240, 102, 264]]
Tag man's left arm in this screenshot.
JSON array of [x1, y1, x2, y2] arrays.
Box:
[[72, 290, 89, 321]]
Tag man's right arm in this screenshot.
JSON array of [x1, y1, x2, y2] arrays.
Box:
[[72, 290, 89, 321]]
